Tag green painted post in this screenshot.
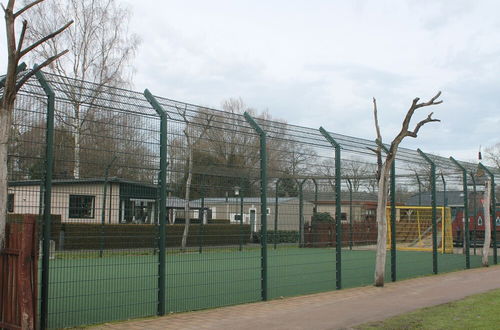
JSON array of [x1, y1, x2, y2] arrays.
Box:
[[35, 69, 55, 330], [478, 163, 497, 264], [0, 62, 27, 88], [319, 127, 342, 290], [470, 172, 477, 255], [240, 185, 244, 251], [100, 156, 117, 258], [418, 149, 438, 274], [450, 157, 470, 269], [380, 143, 396, 282], [244, 112, 268, 301], [198, 183, 205, 254], [144, 89, 168, 316], [274, 179, 280, 249], [299, 179, 306, 247], [416, 173, 422, 206], [346, 179, 353, 250]]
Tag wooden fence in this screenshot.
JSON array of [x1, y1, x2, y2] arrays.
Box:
[[0, 215, 38, 330]]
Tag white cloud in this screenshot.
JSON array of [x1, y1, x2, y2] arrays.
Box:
[[1, 0, 499, 162]]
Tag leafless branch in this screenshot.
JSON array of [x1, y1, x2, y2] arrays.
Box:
[[16, 20, 28, 56], [15, 49, 69, 92], [372, 97, 383, 180], [407, 112, 441, 137], [20, 20, 73, 58], [373, 97, 382, 143], [14, 0, 45, 18]]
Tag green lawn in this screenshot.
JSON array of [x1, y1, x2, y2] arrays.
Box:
[[44, 247, 487, 328], [357, 288, 500, 329]]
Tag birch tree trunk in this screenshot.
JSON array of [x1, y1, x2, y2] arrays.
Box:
[[374, 161, 391, 286], [0, 108, 12, 249], [181, 147, 193, 250], [73, 125, 81, 179], [482, 180, 491, 267]]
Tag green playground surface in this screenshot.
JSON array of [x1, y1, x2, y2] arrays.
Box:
[[45, 247, 487, 328]]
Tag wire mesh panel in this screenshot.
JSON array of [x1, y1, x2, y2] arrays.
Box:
[[5, 71, 500, 328], [156, 97, 263, 312]]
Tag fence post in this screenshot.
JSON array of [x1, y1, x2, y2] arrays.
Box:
[[243, 112, 268, 301], [418, 149, 438, 274], [450, 157, 470, 269], [319, 127, 342, 290], [299, 179, 306, 247], [478, 163, 497, 265], [346, 179, 353, 250], [143, 89, 168, 315], [274, 179, 280, 249], [470, 172, 478, 255], [198, 184, 205, 254], [240, 184, 244, 251], [35, 69, 55, 330]]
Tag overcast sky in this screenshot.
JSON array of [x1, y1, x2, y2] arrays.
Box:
[[3, 0, 500, 162]]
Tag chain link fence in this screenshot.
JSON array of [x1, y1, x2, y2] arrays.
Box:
[[4, 71, 500, 328]]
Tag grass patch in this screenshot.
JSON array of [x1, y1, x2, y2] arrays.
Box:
[[357, 288, 500, 330]]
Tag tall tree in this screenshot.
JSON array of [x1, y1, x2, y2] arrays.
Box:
[[485, 143, 500, 169], [371, 93, 442, 287], [482, 179, 491, 267], [177, 106, 213, 251], [23, 0, 139, 178], [1, 0, 72, 249]]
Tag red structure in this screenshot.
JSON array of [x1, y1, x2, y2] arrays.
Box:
[[0, 215, 38, 330], [452, 210, 500, 246]]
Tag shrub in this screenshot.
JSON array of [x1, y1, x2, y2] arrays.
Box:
[[312, 212, 333, 223]]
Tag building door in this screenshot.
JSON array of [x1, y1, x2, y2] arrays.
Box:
[[249, 208, 257, 233]]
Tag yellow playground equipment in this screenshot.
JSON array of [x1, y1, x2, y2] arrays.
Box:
[[387, 206, 453, 253]]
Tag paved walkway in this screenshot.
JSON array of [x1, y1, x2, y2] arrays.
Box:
[[95, 266, 500, 330]]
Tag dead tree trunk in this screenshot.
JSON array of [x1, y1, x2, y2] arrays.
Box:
[[482, 179, 491, 267], [374, 160, 391, 286], [181, 146, 193, 251], [371, 93, 442, 287], [0, 109, 12, 248], [0, 0, 72, 250]]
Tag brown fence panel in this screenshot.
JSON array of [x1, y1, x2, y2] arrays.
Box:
[[0, 215, 38, 330]]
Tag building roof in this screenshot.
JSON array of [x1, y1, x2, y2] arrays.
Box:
[[9, 177, 162, 189], [303, 191, 378, 203], [190, 197, 306, 205], [406, 191, 484, 207]]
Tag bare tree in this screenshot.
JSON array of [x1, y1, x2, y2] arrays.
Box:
[[177, 106, 213, 251], [23, 0, 139, 178], [343, 158, 373, 192], [1, 0, 72, 249], [371, 93, 442, 287], [482, 179, 491, 267], [485, 143, 500, 169]]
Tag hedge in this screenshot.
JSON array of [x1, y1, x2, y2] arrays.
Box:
[[253, 230, 300, 244], [53, 223, 250, 250]]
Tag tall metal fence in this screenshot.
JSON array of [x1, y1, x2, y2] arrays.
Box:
[[4, 71, 500, 328]]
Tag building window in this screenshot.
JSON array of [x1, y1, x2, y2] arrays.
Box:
[[7, 193, 14, 213], [267, 208, 271, 215], [69, 195, 95, 219]]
